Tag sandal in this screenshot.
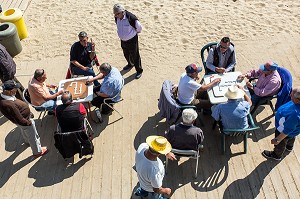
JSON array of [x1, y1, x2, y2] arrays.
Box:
[[33, 147, 49, 157]]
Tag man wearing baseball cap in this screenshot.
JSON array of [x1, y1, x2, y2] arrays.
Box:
[[177, 63, 221, 110], [0, 80, 48, 157], [237, 61, 281, 105], [135, 136, 175, 199]]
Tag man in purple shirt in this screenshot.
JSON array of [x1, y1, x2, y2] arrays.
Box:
[[113, 3, 143, 79], [238, 61, 281, 105]]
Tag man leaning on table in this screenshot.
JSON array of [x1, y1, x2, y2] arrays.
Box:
[[177, 64, 221, 110], [212, 85, 252, 130]]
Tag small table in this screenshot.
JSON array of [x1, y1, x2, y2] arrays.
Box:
[[57, 76, 94, 119], [203, 71, 250, 104]]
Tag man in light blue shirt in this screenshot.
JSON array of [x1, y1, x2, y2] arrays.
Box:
[[87, 63, 124, 113], [212, 85, 252, 132]]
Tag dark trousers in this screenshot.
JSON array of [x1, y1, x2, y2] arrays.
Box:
[[191, 90, 212, 110], [273, 130, 296, 158], [121, 34, 143, 73], [91, 86, 113, 112]]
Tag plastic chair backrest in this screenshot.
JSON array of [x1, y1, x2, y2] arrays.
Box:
[[200, 42, 218, 75], [222, 114, 259, 134]]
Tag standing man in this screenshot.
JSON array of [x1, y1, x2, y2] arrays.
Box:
[[135, 136, 173, 199], [70, 31, 100, 86], [206, 37, 236, 74], [0, 80, 48, 157], [113, 3, 143, 79], [0, 44, 16, 82], [262, 87, 300, 161]]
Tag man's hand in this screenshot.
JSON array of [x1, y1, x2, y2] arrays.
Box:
[[91, 41, 95, 51], [246, 81, 253, 89], [48, 84, 57, 89], [237, 75, 245, 82], [164, 188, 172, 196], [215, 67, 225, 74], [166, 152, 177, 161], [57, 89, 64, 95], [213, 78, 221, 85], [82, 66, 89, 71], [236, 84, 245, 91]]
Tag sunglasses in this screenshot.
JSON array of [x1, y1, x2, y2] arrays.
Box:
[[220, 45, 228, 50], [114, 12, 122, 17]]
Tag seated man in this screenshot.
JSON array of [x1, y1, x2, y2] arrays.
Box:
[[238, 61, 281, 105], [177, 63, 221, 110], [87, 63, 124, 113], [212, 85, 252, 130], [164, 108, 204, 151], [55, 91, 87, 133], [70, 31, 100, 86], [206, 36, 236, 74], [28, 69, 63, 111]]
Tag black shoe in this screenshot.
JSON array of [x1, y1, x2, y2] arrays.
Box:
[[135, 72, 143, 79], [123, 65, 133, 70], [286, 146, 293, 152], [262, 150, 281, 161]]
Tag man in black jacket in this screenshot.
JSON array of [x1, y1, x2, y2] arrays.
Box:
[[0, 80, 48, 157], [0, 44, 16, 82], [113, 3, 143, 79]]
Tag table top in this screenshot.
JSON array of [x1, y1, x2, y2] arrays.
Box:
[[56, 76, 94, 105], [203, 71, 250, 104]]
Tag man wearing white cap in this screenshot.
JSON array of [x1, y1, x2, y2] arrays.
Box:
[[212, 85, 252, 130], [135, 136, 173, 199], [165, 108, 204, 150], [177, 63, 221, 110], [238, 61, 281, 105]]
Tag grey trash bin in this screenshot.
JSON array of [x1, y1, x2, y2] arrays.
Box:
[[0, 22, 22, 57]]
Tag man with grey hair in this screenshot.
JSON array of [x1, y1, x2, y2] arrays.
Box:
[[113, 3, 143, 79], [262, 86, 300, 161], [87, 63, 124, 113], [164, 108, 204, 151]]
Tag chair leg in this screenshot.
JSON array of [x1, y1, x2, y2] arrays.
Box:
[[165, 158, 168, 175], [269, 101, 275, 115], [221, 134, 226, 155], [244, 133, 248, 154], [250, 103, 259, 115], [194, 156, 199, 179], [105, 102, 123, 119]]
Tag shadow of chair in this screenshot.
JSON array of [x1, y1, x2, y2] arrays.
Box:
[[250, 66, 293, 116], [165, 144, 203, 179], [22, 88, 48, 126], [213, 114, 259, 154], [158, 80, 203, 126]]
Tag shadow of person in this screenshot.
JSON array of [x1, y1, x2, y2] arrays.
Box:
[[0, 112, 8, 126], [222, 160, 281, 199], [133, 113, 169, 150], [124, 73, 136, 86], [28, 151, 92, 187]]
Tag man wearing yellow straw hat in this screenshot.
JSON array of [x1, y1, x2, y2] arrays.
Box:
[[135, 136, 174, 199]]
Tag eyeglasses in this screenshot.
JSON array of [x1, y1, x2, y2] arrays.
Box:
[[114, 12, 121, 17], [220, 45, 228, 50], [63, 90, 70, 94]]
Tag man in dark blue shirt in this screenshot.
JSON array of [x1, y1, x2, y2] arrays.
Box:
[[70, 31, 100, 86]]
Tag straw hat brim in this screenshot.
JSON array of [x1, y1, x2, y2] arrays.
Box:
[[225, 89, 244, 100], [146, 136, 172, 155]]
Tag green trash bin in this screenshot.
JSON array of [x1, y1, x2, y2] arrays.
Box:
[[0, 22, 22, 57]]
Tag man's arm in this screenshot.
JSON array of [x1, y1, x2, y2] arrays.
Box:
[[89, 41, 96, 61], [153, 187, 171, 196], [86, 73, 104, 85], [271, 132, 288, 145], [225, 49, 236, 72], [253, 78, 281, 97], [199, 78, 221, 91], [237, 84, 252, 106], [206, 48, 216, 72], [70, 60, 89, 71], [135, 20, 142, 33], [8, 104, 31, 126]]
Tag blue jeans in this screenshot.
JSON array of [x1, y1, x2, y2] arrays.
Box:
[[248, 88, 268, 105], [38, 90, 56, 111], [71, 65, 100, 86], [134, 187, 166, 199]]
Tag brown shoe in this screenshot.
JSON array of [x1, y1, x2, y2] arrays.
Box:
[[33, 147, 49, 157]]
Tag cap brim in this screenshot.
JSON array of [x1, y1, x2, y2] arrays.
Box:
[[259, 64, 266, 71], [196, 67, 203, 73], [146, 136, 172, 155]]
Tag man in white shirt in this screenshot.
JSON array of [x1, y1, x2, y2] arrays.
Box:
[[113, 3, 143, 79], [135, 136, 173, 199], [178, 64, 221, 110]]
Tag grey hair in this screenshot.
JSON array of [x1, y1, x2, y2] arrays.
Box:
[[182, 108, 198, 124], [34, 69, 44, 79], [293, 87, 300, 99], [61, 91, 73, 105], [113, 3, 125, 13], [100, 63, 112, 74]]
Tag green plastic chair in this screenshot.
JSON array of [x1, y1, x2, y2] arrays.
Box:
[[213, 114, 259, 154], [200, 42, 218, 75]]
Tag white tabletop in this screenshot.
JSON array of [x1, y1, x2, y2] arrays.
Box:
[[203, 71, 250, 104], [56, 76, 94, 105]]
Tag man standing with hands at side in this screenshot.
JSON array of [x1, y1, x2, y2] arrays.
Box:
[[113, 3, 143, 79]]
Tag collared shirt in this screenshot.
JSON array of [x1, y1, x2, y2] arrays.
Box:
[[28, 76, 51, 106], [99, 67, 124, 101], [212, 99, 250, 131], [275, 101, 300, 137], [246, 69, 281, 97], [178, 73, 202, 104], [0, 93, 16, 101], [70, 41, 93, 68], [116, 12, 142, 41], [206, 43, 236, 72]]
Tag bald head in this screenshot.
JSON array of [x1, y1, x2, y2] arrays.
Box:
[[61, 91, 72, 105]]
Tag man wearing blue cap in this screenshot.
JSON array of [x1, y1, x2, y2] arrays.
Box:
[[177, 64, 221, 109], [238, 61, 281, 105]]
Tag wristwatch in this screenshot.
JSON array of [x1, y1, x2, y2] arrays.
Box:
[[273, 138, 280, 143]]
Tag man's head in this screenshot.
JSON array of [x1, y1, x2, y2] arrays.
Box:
[[146, 136, 172, 156], [225, 85, 244, 100], [219, 37, 231, 53], [291, 86, 300, 104], [113, 3, 125, 19], [78, 31, 88, 47], [61, 90, 73, 105], [100, 63, 112, 76], [182, 108, 198, 124], [34, 69, 47, 83], [259, 61, 278, 75], [1, 80, 20, 96], [185, 64, 202, 79]]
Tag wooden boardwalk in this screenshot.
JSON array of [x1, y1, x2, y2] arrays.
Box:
[[0, 0, 30, 12], [0, 1, 300, 199]]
